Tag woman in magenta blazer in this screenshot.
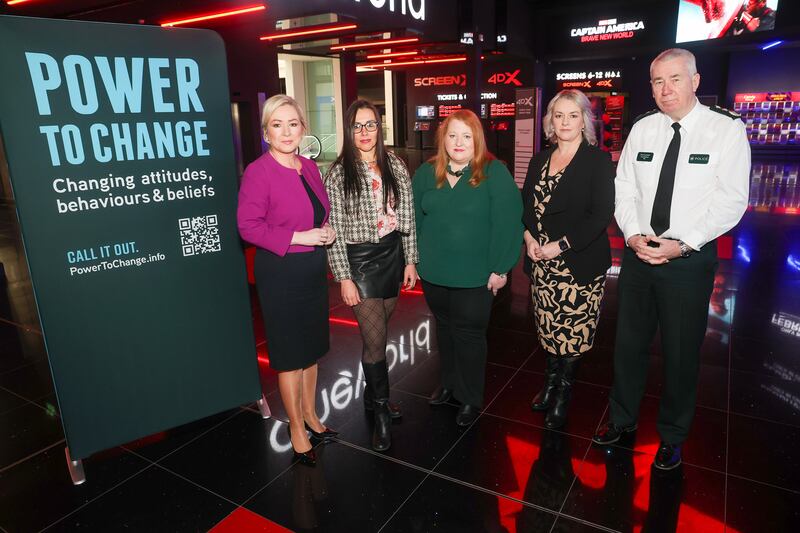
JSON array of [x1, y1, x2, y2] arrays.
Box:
[[238, 95, 336, 466]]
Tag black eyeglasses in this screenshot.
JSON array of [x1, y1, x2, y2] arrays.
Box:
[[353, 120, 380, 133]]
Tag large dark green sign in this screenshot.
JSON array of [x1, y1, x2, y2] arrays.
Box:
[[0, 16, 261, 460]]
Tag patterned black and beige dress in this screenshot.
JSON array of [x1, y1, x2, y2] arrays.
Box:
[[531, 158, 604, 357]]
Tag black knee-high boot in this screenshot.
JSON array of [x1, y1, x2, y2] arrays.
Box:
[[531, 355, 561, 411], [362, 360, 392, 451], [362, 362, 402, 419], [545, 356, 582, 429]]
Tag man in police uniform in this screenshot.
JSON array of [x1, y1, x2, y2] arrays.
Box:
[[592, 48, 750, 470]]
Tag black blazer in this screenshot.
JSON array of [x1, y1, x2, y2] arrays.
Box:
[[521, 142, 615, 284]]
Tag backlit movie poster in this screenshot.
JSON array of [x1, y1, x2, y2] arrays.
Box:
[[676, 0, 778, 43]]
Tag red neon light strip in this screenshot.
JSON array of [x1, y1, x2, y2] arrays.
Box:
[[260, 23, 357, 41], [332, 36, 419, 51], [329, 317, 360, 327], [6, 0, 33, 5], [161, 4, 265, 27], [365, 50, 419, 59], [359, 56, 467, 69], [424, 57, 468, 64]]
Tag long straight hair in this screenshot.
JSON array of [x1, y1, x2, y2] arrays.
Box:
[[430, 109, 494, 188], [332, 99, 398, 212]]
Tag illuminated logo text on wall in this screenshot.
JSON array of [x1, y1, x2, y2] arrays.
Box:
[[436, 92, 498, 101], [413, 70, 523, 88], [556, 70, 622, 90], [414, 75, 466, 87], [570, 18, 645, 43], [356, 0, 425, 21]]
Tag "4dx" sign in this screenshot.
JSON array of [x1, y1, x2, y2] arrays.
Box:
[[488, 69, 522, 86]]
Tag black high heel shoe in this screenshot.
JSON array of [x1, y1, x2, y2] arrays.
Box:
[[286, 424, 318, 466], [293, 447, 317, 466], [305, 422, 339, 441]]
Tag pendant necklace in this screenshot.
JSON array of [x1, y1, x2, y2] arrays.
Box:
[[446, 162, 469, 177]]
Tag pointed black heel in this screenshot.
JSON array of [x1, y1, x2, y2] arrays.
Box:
[[292, 448, 317, 466], [287, 424, 317, 466], [304, 422, 339, 441]]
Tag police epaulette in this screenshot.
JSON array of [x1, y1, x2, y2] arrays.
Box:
[[633, 109, 658, 124], [710, 105, 741, 120]]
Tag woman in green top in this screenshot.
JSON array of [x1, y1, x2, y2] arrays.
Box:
[[412, 109, 523, 426]]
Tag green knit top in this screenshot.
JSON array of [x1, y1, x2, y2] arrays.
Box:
[[412, 159, 523, 288]]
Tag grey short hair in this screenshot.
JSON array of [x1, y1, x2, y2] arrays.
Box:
[[542, 89, 597, 146], [650, 48, 698, 78], [260, 94, 308, 136]]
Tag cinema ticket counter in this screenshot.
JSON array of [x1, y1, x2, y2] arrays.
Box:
[[404, 59, 536, 166]]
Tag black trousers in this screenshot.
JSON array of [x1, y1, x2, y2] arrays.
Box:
[[422, 280, 495, 407], [609, 243, 717, 444]]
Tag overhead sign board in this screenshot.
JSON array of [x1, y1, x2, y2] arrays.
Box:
[[413, 69, 524, 88], [556, 70, 623, 90], [570, 18, 646, 43], [436, 92, 498, 101]]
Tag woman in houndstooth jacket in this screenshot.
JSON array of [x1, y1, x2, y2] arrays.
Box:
[[325, 99, 418, 452]]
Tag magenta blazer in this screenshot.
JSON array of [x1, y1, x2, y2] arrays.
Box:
[[237, 152, 330, 256]]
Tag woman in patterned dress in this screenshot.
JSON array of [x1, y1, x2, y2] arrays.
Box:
[[521, 90, 616, 429], [325, 99, 418, 452]]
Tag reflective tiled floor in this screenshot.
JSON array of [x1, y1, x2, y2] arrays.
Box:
[[1, 192, 800, 532]]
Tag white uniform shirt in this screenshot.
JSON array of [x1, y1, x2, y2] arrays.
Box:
[[615, 99, 751, 250]]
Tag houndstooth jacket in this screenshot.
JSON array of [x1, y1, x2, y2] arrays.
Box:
[[325, 151, 418, 282]]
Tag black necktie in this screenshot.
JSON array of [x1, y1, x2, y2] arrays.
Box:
[[650, 122, 681, 236]]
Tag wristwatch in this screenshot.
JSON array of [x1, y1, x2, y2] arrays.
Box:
[[492, 272, 507, 278], [678, 240, 693, 258], [558, 236, 571, 253]]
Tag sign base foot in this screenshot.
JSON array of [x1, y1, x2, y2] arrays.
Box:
[[65, 447, 86, 485], [257, 394, 271, 419]]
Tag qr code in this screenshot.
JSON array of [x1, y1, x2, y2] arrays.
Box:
[[179, 215, 221, 256]]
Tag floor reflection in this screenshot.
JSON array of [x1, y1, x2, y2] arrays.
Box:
[[290, 447, 330, 531], [516, 430, 577, 532]]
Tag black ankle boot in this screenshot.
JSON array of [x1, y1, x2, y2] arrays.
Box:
[[362, 360, 392, 452], [531, 355, 560, 411], [545, 356, 582, 429]]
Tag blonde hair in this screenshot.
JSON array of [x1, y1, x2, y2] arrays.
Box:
[[429, 109, 494, 188], [542, 89, 597, 146], [260, 94, 307, 140]]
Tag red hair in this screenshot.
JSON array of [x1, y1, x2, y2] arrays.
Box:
[[429, 109, 494, 188]]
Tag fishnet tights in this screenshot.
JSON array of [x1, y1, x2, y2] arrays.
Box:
[[352, 297, 398, 363]]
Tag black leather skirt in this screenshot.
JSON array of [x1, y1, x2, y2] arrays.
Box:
[[346, 231, 404, 299]]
